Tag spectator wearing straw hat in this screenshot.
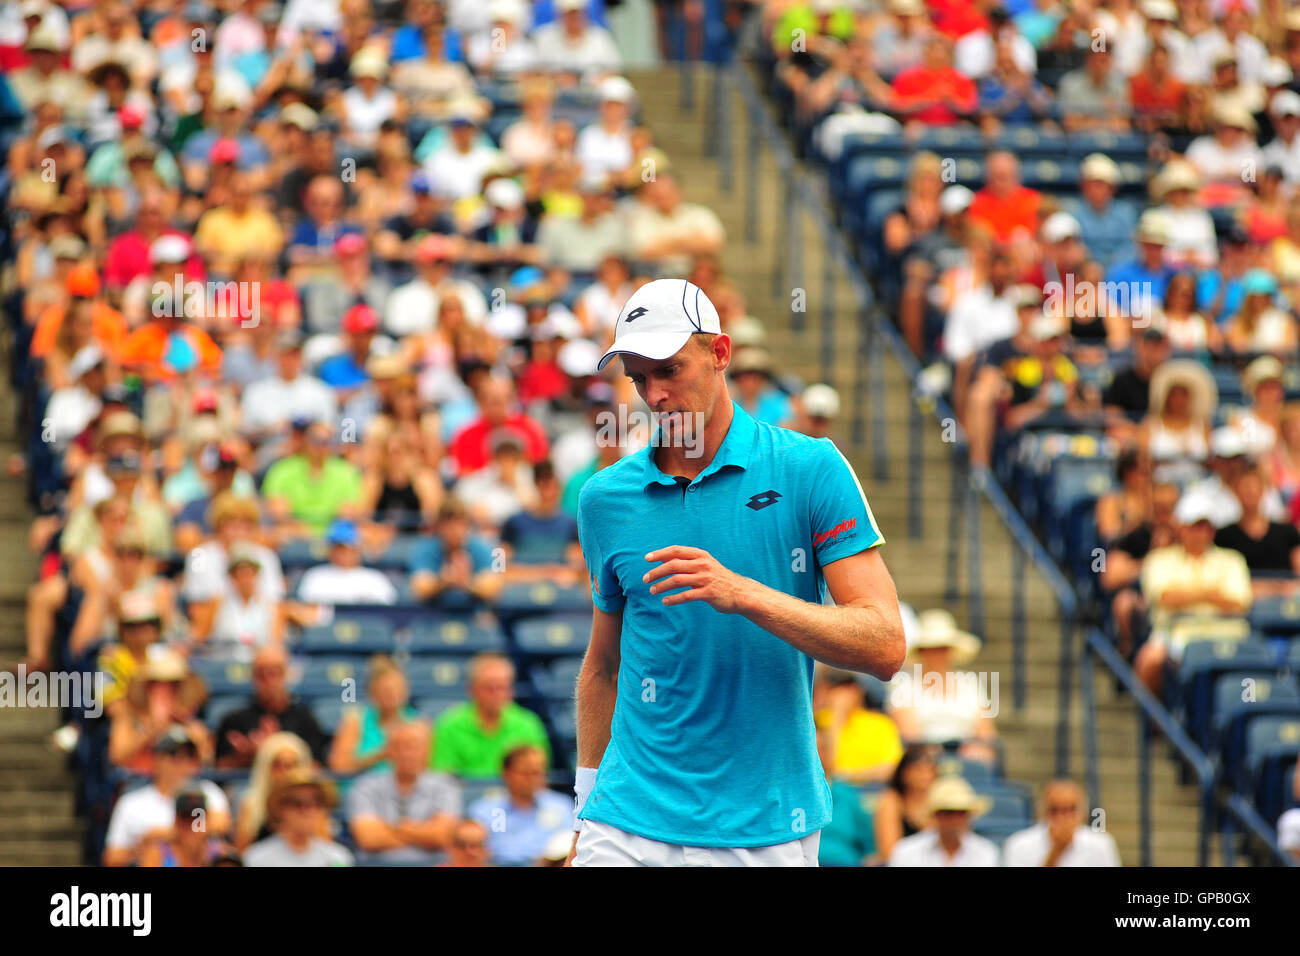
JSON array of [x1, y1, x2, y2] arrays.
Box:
[[887, 609, 997, 764], [244, 769, 353, 867], [1230, 356, 1286, 458], [1135, 491, 1252, 697], [1139, 358, 1215, 482], [1186, 101, 1263, 189], [888, 776, 999, 866], [1066, 154, 1138, 270], [1003, 779, 1120, 866], [1151, 160, 1218, 270]]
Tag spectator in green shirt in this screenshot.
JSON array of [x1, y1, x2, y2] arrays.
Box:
[[430, 653, 550, 779], [772, 0, 857, 57], [261, 420, 363, 537]]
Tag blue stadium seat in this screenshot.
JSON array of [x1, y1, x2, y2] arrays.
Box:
[[494, 582, 592, 619], [1245, 715, 1300, 824], [310, 698, 353, 736], [991, 125, 1067, 158], [407, 616, 506, 655], [295, 658, 364, 698], [189, 657, 254, 698], [1211, 671, 1300, 785], [370, 535, 424, 571], [405, 655, 474, 698], [1175, 637, 1275, 746], [1021, 158, 1080, 194], [914, 125, 987, 158], [532, 657, 583, 701], [462, 778, 507, 812], [934, 754, 996, 788], [278, 537, 330, 571], [1248, 596, 1300, 638], [297, 617, 397, 655], [1065, 130, 1149, 161], [513, 613, 591, 657]]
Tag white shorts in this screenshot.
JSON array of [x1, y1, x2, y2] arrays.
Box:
[[573, 820, 820, 867]]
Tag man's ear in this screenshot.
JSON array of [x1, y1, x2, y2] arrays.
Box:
[[714, 333, 732, 373]]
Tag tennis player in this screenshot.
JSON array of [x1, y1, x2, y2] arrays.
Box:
[[568, 279, 906, 867]]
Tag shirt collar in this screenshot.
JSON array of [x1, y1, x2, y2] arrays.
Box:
[[641, 399, 756, 490]]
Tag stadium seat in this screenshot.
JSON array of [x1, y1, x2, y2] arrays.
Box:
[[1211, 671, 1300, 786], [494, 582, 592, 619], [1244, 715, 1300, 824], [407, 616, 506, 655], [278, 537, 330, 571], [412, 696, 464, 723], [1248, 596, 1300, 638], [295, 658, 364, 698], [1175, 637, 1275, 746], [297, 617, 397, 655], [188, 657, 254, 698], [934, 754, 996, 788], [512, 613, 592, 657], [205, 695, 247, 731], [404, 655, 474, 699], [532, 657, 583, 701]]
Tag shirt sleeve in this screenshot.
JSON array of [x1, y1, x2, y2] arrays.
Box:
[[347, 774, 381, 820], [576, 480, 625, 612], [809, 439, 884, 568]]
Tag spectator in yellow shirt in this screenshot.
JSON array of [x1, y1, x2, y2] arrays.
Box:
[[814, 666, 904, 783], [194, 171, 285, 277], [1135, 492, 1253, 698]]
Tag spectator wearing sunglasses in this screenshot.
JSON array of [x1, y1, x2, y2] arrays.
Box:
[[1003, 779, 1121, 866], [243, 769, 353, 867]]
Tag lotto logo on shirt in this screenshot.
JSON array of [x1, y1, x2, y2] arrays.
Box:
[[813, 518, 857, 553]]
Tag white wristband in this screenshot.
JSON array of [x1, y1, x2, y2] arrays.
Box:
[[573, 766, 598, 830]]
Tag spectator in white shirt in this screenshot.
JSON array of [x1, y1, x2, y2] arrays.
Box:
[[575, 75, 637, 187], [953, 8, 1036, 81], [297, 519, 398, 605], [422, 108, 503, 201], [455, 429, 540, 529], [1186, 102, 1263, 185], [1138, 1, 1201, 85], [626, 172, 726, 277], [1003, 780, 1121, 866], [342, 48, 401, 152], [532, 0, 623, 80], [465, 0, 538, 77], [1262, 91, 1300, 185], [889, 777, 1000, 866], [1152, 160, 1218, 268], [239, 330, 338, 440], [943, 248, 1018, 417]]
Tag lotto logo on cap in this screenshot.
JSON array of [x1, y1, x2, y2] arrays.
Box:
[[596, 279, 722, 371]]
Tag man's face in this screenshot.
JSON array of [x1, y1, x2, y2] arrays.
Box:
[[1080, 177, 1113, 206], [451, 822, 489, 865], [437, 515, 470, 551], [155, 748, 199, 788], [278, 785, 326, 837], [934, 808, 970, 843], [503, 749, 546, 801], [471, 662, 513, 718], [1044, 785, 1082, 842], [330, 542, 360, 569], [121, 620, 160, 655], [305, 426, 332, 464], [621, 337, 726, 446], [478, 380, 512, 424], [277, 347, 303, 379], [987, 155, 1019, 195], [253, 654, 288, 704], [1179, 518, 1215, 555], [389, 726, 427, 776]]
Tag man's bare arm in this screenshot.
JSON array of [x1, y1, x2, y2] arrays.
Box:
[[644, 545, 906, 681], [576, 606, 622, 769]]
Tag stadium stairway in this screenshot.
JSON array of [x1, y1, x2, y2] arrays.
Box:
[[0, 338, 82, 864], [630, 63, 1223, 865]]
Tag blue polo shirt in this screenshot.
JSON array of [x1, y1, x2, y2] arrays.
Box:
[[575, 400, 884, 847]]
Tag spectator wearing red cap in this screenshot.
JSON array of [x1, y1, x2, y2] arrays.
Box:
[[301, 232, 391, 335], [31, 265, 128, 381], [194, 171, 285, 277], [317, 305, 383, 391], [447, 374, 550, 477]]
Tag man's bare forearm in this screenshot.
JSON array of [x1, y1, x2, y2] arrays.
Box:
[[575, 657, 618, 768], [733, 579, 904, 679]]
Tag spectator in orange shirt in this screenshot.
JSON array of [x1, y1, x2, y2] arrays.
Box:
[[31, 265, 128, 379], [967, 151, 1042, 243], [1129, 42, 1186, 135], [890, 35, 977, 128], [119, 299, 223, 383]]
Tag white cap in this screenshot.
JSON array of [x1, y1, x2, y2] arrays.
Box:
[[488, 0, 526, 24], [558, 339, 600, 376], [1210, 426, 1248, 459], [1262, 57, 1294, 88], [596, 279, 722, 372], [1272, 90, 1300, 118], [940, 184, 974, 216], [1030, 312, 1068, 341], [598, 76, 636, 104], [69, 343, 105, 380], [150, 235, 191, 264], [801, 383, 840, 419], [1041, 211, 1081, 243], [485, 177, 525, 210], [532, 305, 582, 341], [1141, 0, 1178, 21], [1174, 492, 1216, 526]]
